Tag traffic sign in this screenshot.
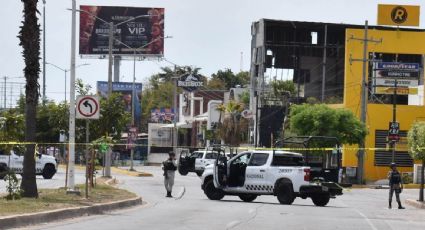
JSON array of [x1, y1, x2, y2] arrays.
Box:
[[76, 96, 100, 119], [388, 121, 400, 141]]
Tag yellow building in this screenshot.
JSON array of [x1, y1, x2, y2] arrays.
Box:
[[343, 28, 425, 181], [249, 19, 423, 181]]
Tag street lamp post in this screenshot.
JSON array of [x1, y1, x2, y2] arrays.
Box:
[[46, 62, 89, 103]]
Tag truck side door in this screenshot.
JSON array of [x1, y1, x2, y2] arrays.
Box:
[[245, 153, 272, 192]]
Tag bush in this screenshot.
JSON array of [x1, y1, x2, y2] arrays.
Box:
[[3, 171, 23, 200]]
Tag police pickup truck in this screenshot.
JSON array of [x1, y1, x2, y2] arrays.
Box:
[[201, 150, 343, 206], [0, 150, 57, 179]]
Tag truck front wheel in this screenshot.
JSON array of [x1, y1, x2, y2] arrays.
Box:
[[204, 179, 225, 200], [311, 194, 330, 206], [178, 168, 189, 176], [276, 182, 295, 205], [42, 164, 56, 179]]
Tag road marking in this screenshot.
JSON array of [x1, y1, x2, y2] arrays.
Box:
[[226, 220, 241, 229], [175, 186, 186, 200], [354, 209, 378, 230]]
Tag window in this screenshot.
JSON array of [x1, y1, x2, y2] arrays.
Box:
[[205, 152, 218, 159], [191, 151, 203, 158], [232, 153, 251, 165], [272, 155, 305, 166], [249, 153, 269, 166]]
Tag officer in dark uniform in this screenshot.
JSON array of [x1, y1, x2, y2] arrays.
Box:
[[388, 162, 405, 209], [163, 152, 177, 197]]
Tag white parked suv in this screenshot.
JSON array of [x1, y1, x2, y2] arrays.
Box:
[[201, 149, 343, 206], [0, 150, 58, 179], [178, 149, 219, 176]]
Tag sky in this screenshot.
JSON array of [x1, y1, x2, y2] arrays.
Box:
[[1, 0, 425, 103]]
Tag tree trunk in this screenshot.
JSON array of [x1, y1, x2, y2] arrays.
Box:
[[19, 0, 40, 198], [420, 159, 424, 202]]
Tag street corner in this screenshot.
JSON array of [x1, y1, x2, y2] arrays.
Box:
[[406, 199, 425, 209], [112, 167, 154, 177]]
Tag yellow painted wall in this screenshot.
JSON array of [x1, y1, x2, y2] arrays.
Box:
[[343, 28, 425, 181]]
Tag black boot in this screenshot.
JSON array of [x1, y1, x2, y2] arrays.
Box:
[[398, 201, 405, 209], [166, 191, 172, 198], [388, 201, 392, 209]]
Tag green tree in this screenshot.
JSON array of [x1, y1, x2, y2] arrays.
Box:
[[271, 80, 296, 97], [18, 0, 40, 198], [0, 111, 25, 153], [407, 121, 425, 202], [289, 104, 367, 145], [210, 69, 249, 89], [90, 93, 131, 141]]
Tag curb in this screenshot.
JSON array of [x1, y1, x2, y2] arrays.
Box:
[[112, 167, 153, 177], [58, 164, 153, 177], [406, 199, 425, 209], [0, 196, 142, 229]]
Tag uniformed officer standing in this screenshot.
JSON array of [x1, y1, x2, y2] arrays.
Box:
[[388, 162, 405, 209], [163, 152, 177, 197]]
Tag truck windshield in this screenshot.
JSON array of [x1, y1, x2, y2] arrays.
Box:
[[272, 155, 305, 166]]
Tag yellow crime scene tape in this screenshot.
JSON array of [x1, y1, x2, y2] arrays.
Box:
[[0, 141, 417, 152]]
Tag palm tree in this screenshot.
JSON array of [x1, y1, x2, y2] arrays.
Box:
[[216, 101, 245, 146], [18, 0, 40, 198]]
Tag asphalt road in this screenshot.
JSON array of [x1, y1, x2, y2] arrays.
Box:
[[12, 166, 425, 230]]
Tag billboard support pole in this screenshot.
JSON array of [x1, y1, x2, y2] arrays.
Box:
[[130, 51, 136, 171], [104, 21, 114, 178]]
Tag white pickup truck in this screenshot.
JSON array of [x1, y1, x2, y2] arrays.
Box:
[[0, 150, 58, 179], [201, 150, 343, 206], [178, 149, 219, 176]]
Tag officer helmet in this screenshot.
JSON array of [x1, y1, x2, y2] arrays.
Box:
[[390, 162, 397, 168]]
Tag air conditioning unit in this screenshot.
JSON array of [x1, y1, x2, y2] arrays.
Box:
[[413, 164, 424, 184]]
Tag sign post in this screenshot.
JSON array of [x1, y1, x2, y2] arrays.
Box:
[[76, 95, 100, 197]]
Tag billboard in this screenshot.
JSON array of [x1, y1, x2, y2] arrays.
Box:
[[177, 74, 204, 92], [96, 81, 143, 126], [80, 5, 164, 56], [150, 108, 175, 123], [373, 62, 420, 93], [377, 4, 420, 27]]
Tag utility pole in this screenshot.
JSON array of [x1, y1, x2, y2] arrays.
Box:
[[348, 20, 382, 184], [67, 0, 77, 192]]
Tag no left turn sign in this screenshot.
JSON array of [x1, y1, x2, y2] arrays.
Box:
[[76, 95, 100, 119]]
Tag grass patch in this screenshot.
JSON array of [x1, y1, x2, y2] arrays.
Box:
[[0, 180, 137, 217]]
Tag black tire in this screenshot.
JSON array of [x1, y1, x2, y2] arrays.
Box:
[[178, 168, 189, 176], [196, 171, 203, 177], [311, 194, 330, 207], [276, 182, 295, 205], [204, 179, 225, 200], [238, 194, 257, 202], [42, 164, 56, 179]]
